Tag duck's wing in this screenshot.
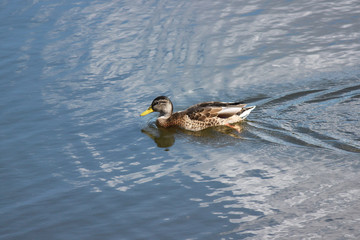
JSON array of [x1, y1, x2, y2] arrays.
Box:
[[188, 101, 246, 109], [184, 102, 249, 121]]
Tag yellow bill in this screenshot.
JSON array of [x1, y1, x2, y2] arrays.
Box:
[[140, 107, 154, 116]]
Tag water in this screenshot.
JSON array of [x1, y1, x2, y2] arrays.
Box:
[[1, 0, 360, 239]]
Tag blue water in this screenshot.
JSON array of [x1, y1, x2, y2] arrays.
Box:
[[1, 0, 360, 239]]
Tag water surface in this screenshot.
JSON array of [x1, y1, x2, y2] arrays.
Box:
[[1, 0, 360, 239]]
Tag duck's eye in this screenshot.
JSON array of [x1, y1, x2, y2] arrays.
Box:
[[156, 100, 166, 105]]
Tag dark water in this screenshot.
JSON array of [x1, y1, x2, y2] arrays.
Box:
[[1, 0, 360, 239]]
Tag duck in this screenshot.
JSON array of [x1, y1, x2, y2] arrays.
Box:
[[140, 96, 256, 131]]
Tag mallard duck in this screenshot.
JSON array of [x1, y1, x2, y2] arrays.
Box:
[[140, 96, 256, 131]]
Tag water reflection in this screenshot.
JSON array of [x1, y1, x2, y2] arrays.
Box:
[[141, 124, 176, 148], [141, 122, 247, 149]]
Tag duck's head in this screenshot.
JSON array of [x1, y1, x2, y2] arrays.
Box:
[[140, 96, 173, 118]]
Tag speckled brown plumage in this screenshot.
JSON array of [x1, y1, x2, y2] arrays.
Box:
[[141, 96, 256, 131]]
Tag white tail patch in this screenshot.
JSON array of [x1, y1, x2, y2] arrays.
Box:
[[239, 106, 256, 119], [218, 107, 245, 115]]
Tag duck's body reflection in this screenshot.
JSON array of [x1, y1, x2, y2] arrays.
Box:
[[141, 122, 246, 149]]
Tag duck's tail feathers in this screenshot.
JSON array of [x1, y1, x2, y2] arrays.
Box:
[[239, 106, 256, 119]]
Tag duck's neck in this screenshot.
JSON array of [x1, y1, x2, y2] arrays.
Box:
[[156, 115, 171, 127], [159, 102, 173, 119], [159, 111, 172, 118], [157, 101, 173, 125]]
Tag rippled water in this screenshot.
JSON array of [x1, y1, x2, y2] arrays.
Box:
[[1, 0, 360, 239]]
